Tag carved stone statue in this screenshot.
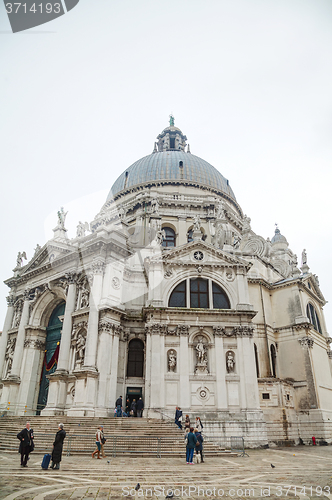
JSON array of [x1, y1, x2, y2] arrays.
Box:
[[76, 221, 89, 238], [75, 332, 86, 366], [57, 206, 68, 229], [195, 336, 208, 374], [16, 251, 27, 268], [151, 198, 160, 215], [193, 214, 201, 232], [301, 249, 307, 266], [175, 134, 181, 150], [242, 215, 251, 232], [216, 201, 226, 219], [233, 234, 241, 249], [168, 350, 177, 372], [226, 351, 235, 373], [118, 206, 126, 222], [13, 300, 23, 328], [5, 338, 16, 376], [33, 244, 41, 256], [156, 229, 165, 246], [169, 114, 175, 126], [157, 137, 164, 152], [80, 285, 89, 309]]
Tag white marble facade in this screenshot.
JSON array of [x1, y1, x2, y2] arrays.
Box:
[[0, 120, 331, 446]]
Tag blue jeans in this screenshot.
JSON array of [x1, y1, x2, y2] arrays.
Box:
[[186, 448, 194, 463], [116, 405, 122, 417]]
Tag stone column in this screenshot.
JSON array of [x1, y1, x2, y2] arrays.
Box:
[[84, 260, 105, 370], [241, 335, 260, 409], [179, 325, 190, 410], [144, 330, 152, 411], [96, 319, 113, 415], [109, 327, 120, 408], [159, 333, 165, 410], [236, 268, 250, 307], [10, 290, 31, 380], [150, 326, 162, 410], [56, 273, 77, 373], [0, 295, 15, 378], [213, 327, 228, 409]]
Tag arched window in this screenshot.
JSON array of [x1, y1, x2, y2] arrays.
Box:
[[270, 344, 277, 378], [187, 229, 193, 243], [212, 282, 230, 309], [168, 281, 186, 307], [162, 227, 176, 247], [306, 303, 322, 334], [254, 343, 260, 378], [127, 339, 144, 378], [168, 279, 231, 310]]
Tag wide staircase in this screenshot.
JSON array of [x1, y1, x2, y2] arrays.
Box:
[[0, 416, 236, 457]]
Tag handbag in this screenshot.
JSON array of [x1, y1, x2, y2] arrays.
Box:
[[178, 416, 182, 422], [101, 437, 106, 444]]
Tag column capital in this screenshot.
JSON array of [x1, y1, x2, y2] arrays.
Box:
[[64, 271, 78, 285], [178, 324, 190, 336], [298, 336, 314, 349], [6, 294, 16, 307], [98, 318, 114, 334], [92, 259, 106, 276]]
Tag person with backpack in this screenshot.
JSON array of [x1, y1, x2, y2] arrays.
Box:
[[194, 428, 204, 463], [92, 426, 102, 459], [195, 416, 203, 433], [100, 425, 106, 458]]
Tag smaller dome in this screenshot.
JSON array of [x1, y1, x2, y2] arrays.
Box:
[[271, 227, 288, 246]]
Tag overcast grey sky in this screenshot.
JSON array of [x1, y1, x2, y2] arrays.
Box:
[[0, 0, 331, 330]]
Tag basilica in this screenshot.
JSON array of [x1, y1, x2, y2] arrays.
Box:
[[0, 119, 331, 447]]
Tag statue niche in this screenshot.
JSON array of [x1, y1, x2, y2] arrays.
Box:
[[167, 349, 177, 373], [226, 350, 235, 373], [194, 335, 209, 375], [71, 326, 87, 369]]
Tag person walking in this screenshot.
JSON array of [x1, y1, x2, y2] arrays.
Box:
[[125, 398, 130, 417], [130, 398, 137, 417], [17, 422, 34, 467], [194, 428, 204, 463], [186, 427, 197, 464], [136, 397, 144, 417], [195, 417, 203, 433], [92, 426, 102, 459], [175, 407, 183, 430], [50, 423, 66, 470], [115, 396, 123, 417], [100, 425, 106, 458]]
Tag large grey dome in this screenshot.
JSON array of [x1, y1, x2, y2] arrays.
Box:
[[107, 120, 237, 203], [107, 150, 236, 202]]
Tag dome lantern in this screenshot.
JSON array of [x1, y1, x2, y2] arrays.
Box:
[[154, 116, 188, 153]]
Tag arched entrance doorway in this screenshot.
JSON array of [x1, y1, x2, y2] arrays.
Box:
[[126, 339, 144, 414], [37, 301, 65, 414]]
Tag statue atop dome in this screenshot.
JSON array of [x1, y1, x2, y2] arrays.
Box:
[[169, 114, 175, 127]]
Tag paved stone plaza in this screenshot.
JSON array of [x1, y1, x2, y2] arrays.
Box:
[[0, 447, 331, 500]]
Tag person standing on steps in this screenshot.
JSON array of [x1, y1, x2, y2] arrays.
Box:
[[130, 398, 137, 417], [50, 423, 66, 470], [136, 397, 144, 417], [185, 427, 197, 464], [115, 395, 123, 417], [17, 422, 34, 467], [194, 427, 204, 463], [184, 414, 190, 431], [92, 426, 102, 459], [195, 417, 203, 433], [100, 425, 106, 458], [125, 398, 130, 417], [175, 407, 183, 430]]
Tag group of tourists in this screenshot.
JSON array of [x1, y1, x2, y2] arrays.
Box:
[[175, 407, 205, 464], [17, 422, 66, 470], [115, 395, 144, 417]]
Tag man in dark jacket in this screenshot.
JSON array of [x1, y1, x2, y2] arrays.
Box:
[[50, 423, 66, 470], [115, 396, 122, 417], [194, 429, 204, 463], [136, 397, 144, 417], [17, 422, 34, 467], [186, 427, 197, 464], [175, 407, 182, 429]]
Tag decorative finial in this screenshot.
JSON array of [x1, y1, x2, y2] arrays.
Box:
[[169, 114, 174, 127]]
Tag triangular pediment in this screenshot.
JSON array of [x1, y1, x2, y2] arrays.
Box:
[[22, 242, 74, 274], [152, 240, 252, 270], [303, 274, 326, 304]]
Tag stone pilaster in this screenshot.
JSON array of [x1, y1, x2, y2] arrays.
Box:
[[56, 273, 77, 373], [0, 295, 15, 378], [109, 326, 120, 409], [213, 327, 228, 409], [83, 260, 105, 370], [179, 325, 190, 410], [96, 319, 113, 415], [9, 290, 30, 380]]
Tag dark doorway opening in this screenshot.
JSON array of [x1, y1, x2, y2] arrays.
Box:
[[125, 387, 143, 414]]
